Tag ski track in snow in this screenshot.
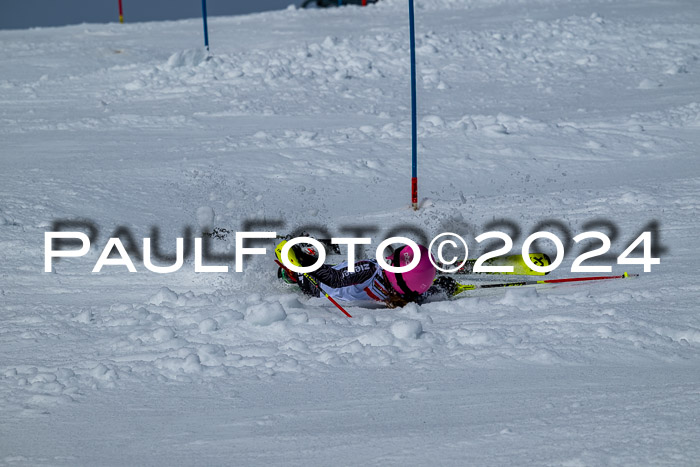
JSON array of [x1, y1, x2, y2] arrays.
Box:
[[1, 0, 700, 464]]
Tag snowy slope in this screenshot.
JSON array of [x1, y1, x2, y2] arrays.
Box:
[[1, 0, 700, 464]]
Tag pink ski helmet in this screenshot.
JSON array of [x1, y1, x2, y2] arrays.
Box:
[[384, 244, 436, 296]]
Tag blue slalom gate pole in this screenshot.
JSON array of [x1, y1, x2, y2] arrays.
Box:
[[409, 0, 418, 210], [202, 0, 210, 51]]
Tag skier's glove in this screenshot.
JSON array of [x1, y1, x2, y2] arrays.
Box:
[[433, 276, 458, 296], [297, 274, 321, 297]]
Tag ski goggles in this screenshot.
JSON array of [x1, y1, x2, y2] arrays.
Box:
[[277, 266, 298, 284]]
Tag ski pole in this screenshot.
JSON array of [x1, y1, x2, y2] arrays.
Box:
[[454, 272, 638, 295], [302, 272, 353, 318], [275, 259, 352, 318]]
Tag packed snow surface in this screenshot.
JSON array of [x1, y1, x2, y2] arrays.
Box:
[[1, 0, 700, 464]]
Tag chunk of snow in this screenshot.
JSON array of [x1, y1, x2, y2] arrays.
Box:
[[149, 287, 179, 305], [246, 302, 287, 326], [196, 206, 215, 232], [638, 79, 662, 89], [499, 287, 539, 306], [199, 318, 219, 333], [164, 49, 208, 70], [390, 320, 423, 339]]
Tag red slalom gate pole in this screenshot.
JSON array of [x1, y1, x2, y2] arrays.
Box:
[[118, 0, 124, 23]]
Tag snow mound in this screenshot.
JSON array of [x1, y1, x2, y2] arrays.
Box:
[[149, 287, 179, 306], [499, 287, 539, 306], [164, 48, 209, 70], [246, 301, 287, 326], [638, 79, 662, 89], [390, 319, 423, 339], [196, 206, 215, 231], [199, 318, 219, 333]]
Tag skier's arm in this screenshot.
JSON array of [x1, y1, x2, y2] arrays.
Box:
[[309, 261, 377, 288], [416, 276, 458, 304]]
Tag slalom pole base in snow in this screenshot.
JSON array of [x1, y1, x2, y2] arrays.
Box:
[[411, 177, 418, 210]]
